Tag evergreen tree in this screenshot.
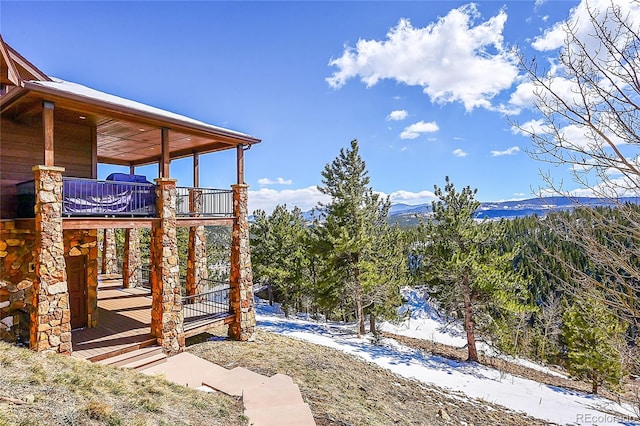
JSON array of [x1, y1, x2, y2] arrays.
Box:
[[416, 177, 532, 361], [563, 293, 625, 394], [251, 205, 310, 316], [317, 139, 398, 336]]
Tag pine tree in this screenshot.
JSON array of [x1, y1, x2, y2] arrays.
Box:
[[563, 293, 625, 394], [317, 139, 397, 336], [250, 205, 310, 316], [416, 177, 532, 362]]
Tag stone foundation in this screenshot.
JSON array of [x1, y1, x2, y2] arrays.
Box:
[[150, 178, 184, 355], [31, 165, 71, 355], [228, 184, 255, 341], [123, 228, 141, 288], [101, 228, 118, 274]]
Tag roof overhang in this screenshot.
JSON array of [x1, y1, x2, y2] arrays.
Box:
[[0, 35, 260, 167]]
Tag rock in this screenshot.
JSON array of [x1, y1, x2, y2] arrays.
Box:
[[24, 395, 35, 404], [438, 408, 451, 421]]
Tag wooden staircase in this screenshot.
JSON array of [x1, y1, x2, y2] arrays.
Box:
[[95, 345, 167, 370]]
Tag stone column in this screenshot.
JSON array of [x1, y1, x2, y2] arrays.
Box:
[[187, 189, 207, 298], [150, 178, 184, 355], [228, 184, 255, 341], [102, 229, 118, 275], [30, 165, 72, 355], [122, 229, 140, 288]]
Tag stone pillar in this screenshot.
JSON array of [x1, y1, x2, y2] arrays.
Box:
[[150, 178, 184, 355], [228, 184, 255, 341], [101, 229, 118, 275], [187, 189, 207, 298], [30, 165, 72, 355], [122, 229, 140, 289]]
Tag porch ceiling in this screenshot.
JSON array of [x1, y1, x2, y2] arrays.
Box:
[[1, 82, 260, 167]]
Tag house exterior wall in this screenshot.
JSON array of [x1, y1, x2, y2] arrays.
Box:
[[0, 221, 36, 343], [0, 117, 93, 219]]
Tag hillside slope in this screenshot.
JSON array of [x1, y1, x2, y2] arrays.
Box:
[[0, 342, 244, 426]]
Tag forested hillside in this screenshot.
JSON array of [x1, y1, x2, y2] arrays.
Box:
[[250, 140, 639, 399]]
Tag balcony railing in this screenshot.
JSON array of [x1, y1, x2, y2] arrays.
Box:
[[16, 178, 156, 217], [16, 178, 233, 218], [182, 281, 232, 328], [176, 187, 233, 217]]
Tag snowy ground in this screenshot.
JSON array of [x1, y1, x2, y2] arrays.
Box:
[[255, 290, 640, 426]]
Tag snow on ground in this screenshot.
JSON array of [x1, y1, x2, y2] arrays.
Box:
[[381, 287, 569, 379], [255, 296, 640, 426]]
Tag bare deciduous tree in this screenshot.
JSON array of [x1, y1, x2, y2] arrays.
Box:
[[512, 1, 640, 328]]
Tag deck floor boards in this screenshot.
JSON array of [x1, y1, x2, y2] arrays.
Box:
[[71, 275, 232, 361]]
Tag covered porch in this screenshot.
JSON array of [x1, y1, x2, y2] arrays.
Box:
[[72, 274, 234, 361]]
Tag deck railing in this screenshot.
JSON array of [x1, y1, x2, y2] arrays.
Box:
[[175, 187, 233, 217], [16, 179, 233, 218], [182, 282, 232, 326], [62, 177, 157, 217]]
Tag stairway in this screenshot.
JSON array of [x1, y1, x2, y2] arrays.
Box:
[[140, 352, 315, 426], [95, 345, 167, 370]]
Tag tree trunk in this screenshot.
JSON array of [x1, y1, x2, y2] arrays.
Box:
[[370, 314, 376, 334], [592, 379, 598, 394], [354, 265, 365, 337], [463, 286, 479, 362]]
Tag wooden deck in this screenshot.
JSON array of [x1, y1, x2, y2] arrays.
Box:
[[72, 275, 233, 361]]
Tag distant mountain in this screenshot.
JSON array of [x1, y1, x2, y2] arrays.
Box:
[[250, 196, 640, 226], [388, 196, 640, 226]]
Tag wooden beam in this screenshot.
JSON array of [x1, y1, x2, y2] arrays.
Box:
[[236, 144, 244, 185], [63, 217, 158, 230], [91, 126, 98, 179], [193, 151, 199, 188], [161, 127, 170, 178], [176, 217, 234, 228], [42, 100, 54, 166]]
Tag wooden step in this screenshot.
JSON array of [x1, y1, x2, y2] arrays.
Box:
[[119, 352, 167, 370], [86, 337, 157, 363], [96, 345, 164, 369]]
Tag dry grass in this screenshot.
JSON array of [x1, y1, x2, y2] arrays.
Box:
[[0, 341, 245, 426], [189, 327, 551, 426]]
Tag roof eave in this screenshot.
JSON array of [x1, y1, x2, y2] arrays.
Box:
[[21, 81, 261, 145]]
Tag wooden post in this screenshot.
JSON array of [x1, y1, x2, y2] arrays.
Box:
[[193, 151, 199, 188], [129, 164, 135, 175], [236, 144, 244, 185], [91, 126, 98, 179], [43, 101, 55, 166], [161, 127, 170, 178]]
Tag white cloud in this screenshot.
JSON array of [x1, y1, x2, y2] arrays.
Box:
[[249, 186, 439, 214], [386, 110, 408, 121], [491, 146, 520, 156], [326, 4, 520, 112], [400, 120, 439, 139], [452, 148, 469, 157], [385, 190, 436, 205], [249, 186, 330, 215], [532, 0, 640, 52], [257, 177, 293, 186]]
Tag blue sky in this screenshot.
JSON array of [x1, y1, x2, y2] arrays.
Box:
[[1, 0, 619, 213]]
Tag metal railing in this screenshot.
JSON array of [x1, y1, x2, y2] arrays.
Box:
[[138, 266, 152, 289], [62, 177, 157, 217], [182, 282, 232, 325], [176, 187, 233, 217]]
